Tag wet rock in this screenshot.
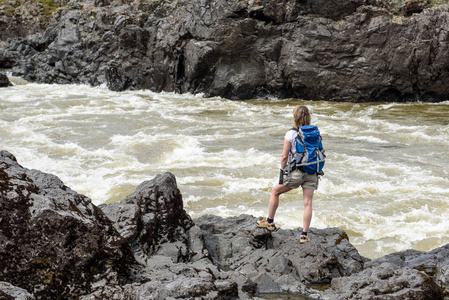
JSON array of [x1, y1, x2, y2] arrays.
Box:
[[0, 150, 135, 299], [0, 72, 12, 87], [324, 262, 444, 300]]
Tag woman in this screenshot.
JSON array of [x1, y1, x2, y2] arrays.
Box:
[[257, 105, 322, 243]]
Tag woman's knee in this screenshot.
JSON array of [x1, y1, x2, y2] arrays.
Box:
[[271, 184, 287, 197]]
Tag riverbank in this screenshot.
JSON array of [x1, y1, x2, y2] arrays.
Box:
[[1, 0, 449, 101], [1, 150, 447, 299]]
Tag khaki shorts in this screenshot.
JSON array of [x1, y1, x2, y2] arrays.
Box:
[[282, 169, 318, 190]]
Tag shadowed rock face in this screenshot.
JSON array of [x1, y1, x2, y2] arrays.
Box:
[[0, 150, 447, 299], [0, 150, 134, 299], [0, 73, 12, 87], [1, 0, 449, 102]]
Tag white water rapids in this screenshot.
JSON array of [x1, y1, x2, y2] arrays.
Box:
[[1, 77, 449, 259]]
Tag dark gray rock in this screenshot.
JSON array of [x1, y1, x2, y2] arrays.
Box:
[[365, 243, 449, 295], [194, 214, 365, 297], [2, 0, 449, 101], [0, 0, 59, 41], [0, 73, 12, 87], [324, 262, 444, 300], [0, 150, 135, 299], [99, 172, 195, 264]]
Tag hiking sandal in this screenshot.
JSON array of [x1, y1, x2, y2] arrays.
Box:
[[256, 217, 277, 231], [300, 235, 311, 243]]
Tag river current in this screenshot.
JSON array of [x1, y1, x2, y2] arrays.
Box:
[[1, 77, 449, 259]]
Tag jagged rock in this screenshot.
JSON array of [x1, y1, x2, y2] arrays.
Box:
[[365, 243, 449, 294], [0, 150, 135, 299], [0, 73, 12, 87], [98, 174, 239, 299], [0, 0, 59, 41], [1, 0, 449, 101], [194, 214, 365, 297], [99, 172, 195, 264], [324, 262, 444, 299]]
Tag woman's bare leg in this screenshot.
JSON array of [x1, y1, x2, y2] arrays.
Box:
[[268, 184, 292, 219], [302, 188, 314, 232]]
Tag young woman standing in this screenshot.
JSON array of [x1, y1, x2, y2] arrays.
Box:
[[257, 105, 322, 243]]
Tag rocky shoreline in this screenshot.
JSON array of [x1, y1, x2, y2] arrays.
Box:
[[1, 150, 448, 299], [1, 0, 449, 101]]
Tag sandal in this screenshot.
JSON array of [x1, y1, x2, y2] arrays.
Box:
[[256, 217, 277, 231], [300, 235, 311, 243]]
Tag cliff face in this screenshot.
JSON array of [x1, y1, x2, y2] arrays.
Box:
[[1, 150, 448, 299], [1, 0, 449, 101]]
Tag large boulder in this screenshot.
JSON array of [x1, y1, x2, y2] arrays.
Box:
[[324, 262, 444, 299], [0, 150, 135, 299], [98, 173, 239, 299], [365, 243, 449, 295], [99, 172, 195, 264]]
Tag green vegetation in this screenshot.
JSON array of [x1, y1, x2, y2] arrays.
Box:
[[37, 0, 59, 7], [38, 0, 59, 14], [0, 0, 59, 13]]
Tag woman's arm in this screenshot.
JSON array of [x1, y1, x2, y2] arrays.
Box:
[[280, 138, 291, 169]]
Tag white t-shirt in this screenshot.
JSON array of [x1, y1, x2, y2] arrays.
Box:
[[284, 129, 298, 164]]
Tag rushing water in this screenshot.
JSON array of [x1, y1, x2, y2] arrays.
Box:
[[1, 77, 449, 259]]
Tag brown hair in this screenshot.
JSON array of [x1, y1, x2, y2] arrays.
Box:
[[293, 105, 311, 127]]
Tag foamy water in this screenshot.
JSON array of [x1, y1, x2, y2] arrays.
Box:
[[1, 77, 449, 259]]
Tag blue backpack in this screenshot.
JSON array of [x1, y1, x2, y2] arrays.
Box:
[[291, 125, 325, 174]]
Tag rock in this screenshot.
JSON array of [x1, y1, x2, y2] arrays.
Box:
[[365, 243, 449, 294], [324, 262, 444, 300], [194, 214, 365, 297], [0, 73, 12, 87], [0, 150, 135, 299], [0, 0, 59, 41], [99, 172, 194, 264], [118, 257, 239, 300], [1, 150, 446, 299], [0, 282, 35, 300], [2, 0, 449, 101]]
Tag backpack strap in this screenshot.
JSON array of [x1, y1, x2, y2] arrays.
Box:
[[286, 127, 306, 176]]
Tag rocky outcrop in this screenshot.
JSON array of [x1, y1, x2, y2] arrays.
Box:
[[1, 0, 449, 101], [0, 150, 447, 299], [0, 72, 11, 87], [324, 262, 444, 300], [99, 173, 195, 263], [365, 244, 449, 295], [0, 0, 60, 42], [0, 150, 135, 299]]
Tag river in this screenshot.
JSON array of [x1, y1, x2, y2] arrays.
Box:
[[1, 77, 448, 259]]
